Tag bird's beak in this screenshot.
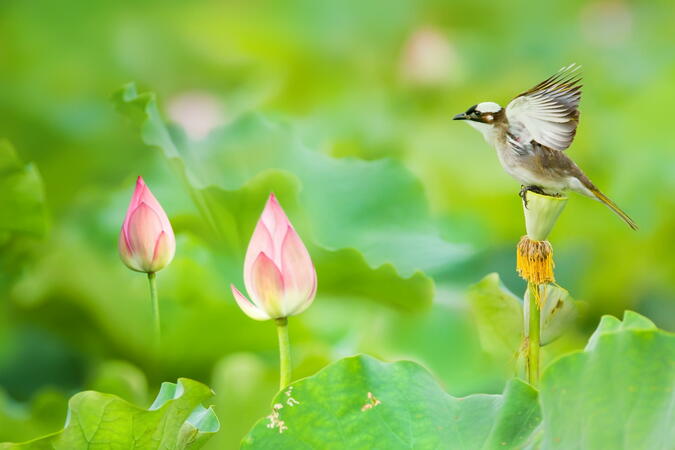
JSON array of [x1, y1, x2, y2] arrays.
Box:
[[453, 112, 468, 121]]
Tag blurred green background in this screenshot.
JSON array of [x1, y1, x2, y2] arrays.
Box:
[[1, 0, 674, 447]]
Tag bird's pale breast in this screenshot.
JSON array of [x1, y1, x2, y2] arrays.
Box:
[[494, 140, 570, 194]]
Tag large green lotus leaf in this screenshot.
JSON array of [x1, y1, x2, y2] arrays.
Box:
[[242, 355, 541, 449], [584, 310, 657, 350], [468, 273, 523, 365], [113, 84, 468, 311], [0, 140, 47, 237], [88, 360, 149, 406], [0, 139, 48, 291], [0, 388, 68, 443], [0, 378, 219, 450], [540, 312, 675, 449]]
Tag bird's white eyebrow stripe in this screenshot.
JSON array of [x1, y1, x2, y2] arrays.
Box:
[[477, 101, 502, 113]]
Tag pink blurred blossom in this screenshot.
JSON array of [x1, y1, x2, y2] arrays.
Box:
[[399, 26, 461, 86], [581, 1, 633, 47], [168, 91, 227, 141]]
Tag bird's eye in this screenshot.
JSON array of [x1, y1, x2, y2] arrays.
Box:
[[474, 111, 482, 116]]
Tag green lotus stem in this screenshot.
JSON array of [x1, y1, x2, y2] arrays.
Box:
[[527, 283, 541, 386], [519, 190, 567, 386], [147, 272, 160, 349], [275, 318, 291, 389]]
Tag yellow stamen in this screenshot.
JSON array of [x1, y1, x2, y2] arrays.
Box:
[[516, 235, 555, 286]]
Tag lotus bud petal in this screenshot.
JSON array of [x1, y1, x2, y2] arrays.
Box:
[[119, 176, 175, 273], [524, 284, 578, 345], [522, 191, 568, 241], [231, 284, 270, 321], [232, 193, 317, 320]]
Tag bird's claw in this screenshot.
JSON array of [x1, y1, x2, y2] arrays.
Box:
[[519, 185, 545, 209], [519, 185, 529, 208]]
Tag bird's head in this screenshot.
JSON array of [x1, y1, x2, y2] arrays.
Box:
[[453, 102, 503, 126]]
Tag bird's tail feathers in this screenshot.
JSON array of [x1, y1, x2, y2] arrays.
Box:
[[591, 189, 638, 231]]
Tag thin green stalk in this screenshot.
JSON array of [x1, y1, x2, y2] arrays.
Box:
[[527, 283, 541, 386], [147, 272, 160, 349], [275, 318, 291, 390]]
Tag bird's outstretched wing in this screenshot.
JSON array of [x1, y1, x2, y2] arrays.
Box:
[[505, 64, 582, 153]]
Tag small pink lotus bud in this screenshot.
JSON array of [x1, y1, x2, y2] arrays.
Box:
[[231, 194, 317, 320], [119, 176, 175, 273]]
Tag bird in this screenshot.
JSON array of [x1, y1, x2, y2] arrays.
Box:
[[453, 64, 638, 230]]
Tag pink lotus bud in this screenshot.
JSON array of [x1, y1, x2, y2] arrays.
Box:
[[231, 194, 317, 320], [119, 176, 176, 273]]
